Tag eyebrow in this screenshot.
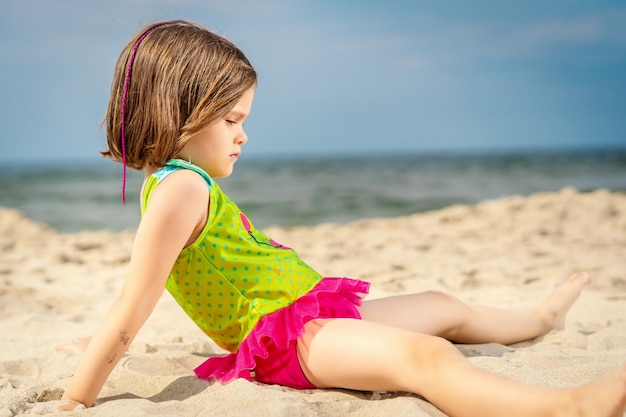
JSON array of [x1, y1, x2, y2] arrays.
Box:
[[227, 109, 248, 119]]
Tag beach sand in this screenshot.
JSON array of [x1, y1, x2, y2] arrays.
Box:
[[1, 187, 625, 416]]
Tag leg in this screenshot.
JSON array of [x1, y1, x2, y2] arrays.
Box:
[[358, 272, 589, 344], [298, 318, 626, 417]]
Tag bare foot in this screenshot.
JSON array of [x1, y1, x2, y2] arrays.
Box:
[[56, 336, 91, 355], [560, 364, 626, 417], [534, 272, 589, 332], [56, 398, 87, 412]]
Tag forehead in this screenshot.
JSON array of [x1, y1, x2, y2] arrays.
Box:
[[229, 87, 255, 114]]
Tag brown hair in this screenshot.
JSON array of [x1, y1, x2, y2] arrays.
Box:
[[102, 20, 257, 169]]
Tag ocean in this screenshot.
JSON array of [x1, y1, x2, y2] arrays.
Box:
[[1, 149, 625, 233]]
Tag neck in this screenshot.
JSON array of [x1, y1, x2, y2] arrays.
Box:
[[143, 163, 162, 179]]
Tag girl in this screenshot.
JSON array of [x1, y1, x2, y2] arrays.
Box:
[[60, 20, 626, 416]]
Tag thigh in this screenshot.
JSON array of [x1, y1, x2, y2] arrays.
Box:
[[297, 318, 460, 393], [358, 291, 472, 337]]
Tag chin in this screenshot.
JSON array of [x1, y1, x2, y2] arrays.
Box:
[[213, 169, 233, 179]]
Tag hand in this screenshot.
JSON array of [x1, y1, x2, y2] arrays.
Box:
[[56, 336, 92, 355], [56, 398, 87, 411]]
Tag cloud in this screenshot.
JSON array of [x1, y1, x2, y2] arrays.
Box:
[[1, 0, 625, 161], [508, 10, 626, 54]]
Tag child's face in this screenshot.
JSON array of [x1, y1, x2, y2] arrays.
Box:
[[180, 87, 255, 178]]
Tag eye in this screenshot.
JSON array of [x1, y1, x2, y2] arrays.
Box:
[[226, 119, 237, 125]]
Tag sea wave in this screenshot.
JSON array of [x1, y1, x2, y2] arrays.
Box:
[[1, 149, 624, 232]]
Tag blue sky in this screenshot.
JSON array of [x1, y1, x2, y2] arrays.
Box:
[[1, 1, 625, 163]]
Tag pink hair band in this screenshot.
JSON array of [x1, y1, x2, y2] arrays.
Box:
[[119, 24, 164, 204]]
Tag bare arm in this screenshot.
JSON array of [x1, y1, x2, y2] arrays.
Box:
[[60, 171, 208, 408]]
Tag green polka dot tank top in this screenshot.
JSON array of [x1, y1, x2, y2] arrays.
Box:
[[141, 159, 323, 353]]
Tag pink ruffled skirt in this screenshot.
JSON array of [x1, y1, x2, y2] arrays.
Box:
[[194, 277, 370, 389]]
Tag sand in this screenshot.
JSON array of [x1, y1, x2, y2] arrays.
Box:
[[1, 187, 625, 416]]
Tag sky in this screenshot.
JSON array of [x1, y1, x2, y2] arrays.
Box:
[[1, 0, 625, 163]]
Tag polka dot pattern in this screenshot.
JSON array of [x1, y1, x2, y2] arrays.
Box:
[[144, 160, 323, 353]]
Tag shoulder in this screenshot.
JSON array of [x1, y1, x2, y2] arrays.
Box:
[[136, 167, 209, 251], [145, 168, 209, 218], [157, 168, 208, 195]]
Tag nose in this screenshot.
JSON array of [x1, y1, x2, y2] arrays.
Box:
[[237, 130, 248, 145]]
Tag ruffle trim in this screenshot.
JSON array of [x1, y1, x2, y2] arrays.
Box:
[[194, 277, 370, 383]]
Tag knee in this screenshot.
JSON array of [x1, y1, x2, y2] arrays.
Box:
[[424, 290, 462, 306], [425, 290, 473, 339], [393, 334, 463, 390], [401, 333, 462, 369]]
